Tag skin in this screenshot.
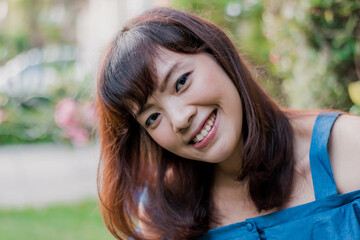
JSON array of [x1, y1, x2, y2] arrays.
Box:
[[136, 49, 243, 173], [328, 114, 360, 194], [136, 49, 360, 230], [213, 112, 360, 227]]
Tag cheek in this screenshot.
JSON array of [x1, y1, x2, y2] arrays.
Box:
[[148, 129, 178, 151]]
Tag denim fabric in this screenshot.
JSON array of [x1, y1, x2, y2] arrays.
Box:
[[197, 112, 360, 240]]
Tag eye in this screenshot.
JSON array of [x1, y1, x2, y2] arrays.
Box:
[[145, 113, 160, 127], [175, 72, 190, 92]]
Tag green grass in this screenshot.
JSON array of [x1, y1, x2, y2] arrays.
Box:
[[0, 200, 115, 240]]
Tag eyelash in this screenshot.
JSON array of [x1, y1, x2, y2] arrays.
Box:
[[145, 113, 160, 127], [145, 72, 191, 128], [175, 72, 190, 92]]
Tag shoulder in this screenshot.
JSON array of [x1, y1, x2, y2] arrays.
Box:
[[328, 113, 360, 194]]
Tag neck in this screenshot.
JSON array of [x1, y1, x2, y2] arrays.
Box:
[[213, 137, 244, 188], [215, 137, 243, 176]]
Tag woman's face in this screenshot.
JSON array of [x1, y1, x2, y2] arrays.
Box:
[[136, 49, 243, 164]]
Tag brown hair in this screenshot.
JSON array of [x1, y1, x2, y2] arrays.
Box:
[[97, 7, 294, 240]]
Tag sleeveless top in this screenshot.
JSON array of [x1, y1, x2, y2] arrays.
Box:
[[196, 111, 360, 240]]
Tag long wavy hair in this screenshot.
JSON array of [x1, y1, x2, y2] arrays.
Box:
[[96, 7, 294, 240]]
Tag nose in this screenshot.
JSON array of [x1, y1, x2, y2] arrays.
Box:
[[166, 99, 196, 133]]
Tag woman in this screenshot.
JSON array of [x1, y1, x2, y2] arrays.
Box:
[[96, 7, 360, 240]]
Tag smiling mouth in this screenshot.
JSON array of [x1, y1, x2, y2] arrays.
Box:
[[190, 110, 217, 144]]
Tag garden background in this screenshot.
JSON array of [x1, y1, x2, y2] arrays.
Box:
[[0, 0, 359, 239]]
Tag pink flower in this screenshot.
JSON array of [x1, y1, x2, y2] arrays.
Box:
[[54, 98, 95, 146], [55, 98, 78, 127], [82, 102, 97, 127], [64, 126, 89, 147]]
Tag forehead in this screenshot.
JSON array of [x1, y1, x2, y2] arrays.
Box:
[[154, 49, 187, 76], [153, 49, 203, 85]]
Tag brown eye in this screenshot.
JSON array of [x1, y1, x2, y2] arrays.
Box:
[[145, 113, 160, 127], [175, 72, 190, 92]]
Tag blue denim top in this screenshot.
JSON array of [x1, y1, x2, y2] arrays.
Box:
[[196, 111, 360, 239]]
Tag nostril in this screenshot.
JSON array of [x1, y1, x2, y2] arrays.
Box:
[[188, 115, 195, 123]]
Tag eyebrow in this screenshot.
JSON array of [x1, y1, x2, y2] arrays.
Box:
[[159, 62, 181, 92], [136, 103, 154, 118], [136, 62, 181, 118]]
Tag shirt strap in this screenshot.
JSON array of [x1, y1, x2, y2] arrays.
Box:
[[309, 111, 342, 200]]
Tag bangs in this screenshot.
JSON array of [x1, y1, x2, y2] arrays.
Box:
[[98, 11, 210, 121], [99, 30, 160, 118]]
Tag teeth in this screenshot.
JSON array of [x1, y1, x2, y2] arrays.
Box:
[[196, 134, 204, 141], [193, 112, 217, 143]]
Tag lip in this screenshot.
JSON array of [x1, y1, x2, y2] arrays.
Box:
[[191, 110, 218, 149], [189, 110, 215, 143]]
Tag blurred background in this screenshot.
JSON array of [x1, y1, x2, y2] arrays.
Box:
[[0, 0, 359, 239]]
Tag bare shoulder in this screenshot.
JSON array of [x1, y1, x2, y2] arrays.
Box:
[[329, 113, 360, 194]]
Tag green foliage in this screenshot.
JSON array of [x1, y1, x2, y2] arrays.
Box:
[[172, 0, 360, 111], [172, 0, 283, 99], [0, 96, 57, 145], [1, 0, 359, 146], [0, 200, 114, 240], [263, 0, 359, 109], [173, 0, 269, 61], [0, 61, 96, 145], [305, 0, 359, 109], [0, 0, 97, 146], [0, 0, 77, 64]]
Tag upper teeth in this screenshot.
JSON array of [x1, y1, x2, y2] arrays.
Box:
[[193, 112, 216, 143]]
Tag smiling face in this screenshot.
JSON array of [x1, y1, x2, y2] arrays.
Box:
[[136, 49, 243, 164]]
